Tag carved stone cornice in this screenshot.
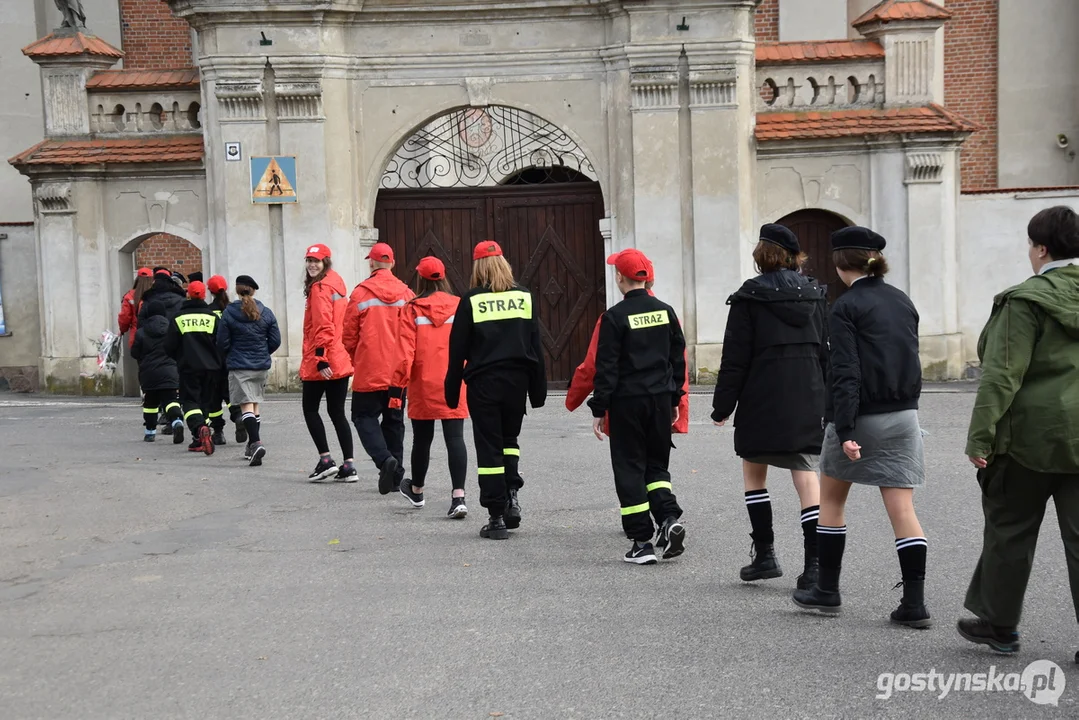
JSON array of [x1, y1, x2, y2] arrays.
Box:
[[214, 78, 265, 122]]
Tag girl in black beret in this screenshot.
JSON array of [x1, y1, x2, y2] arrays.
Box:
[[713, 223, 828, 590], [792, 226, 930, 629]]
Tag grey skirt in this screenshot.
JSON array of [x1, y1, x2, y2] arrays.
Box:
[[229, 369, 268, 405], [820, 409, 925, 488], [742, 453, 820, 471]]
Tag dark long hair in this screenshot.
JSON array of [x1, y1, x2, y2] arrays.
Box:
[[236, 284, 261, 321], [412, 275, 453, 299], [131, 275, 154, 309], [303, 257, 333, 298], [212, 290, 230, 311], [833, 248, 889, 278]]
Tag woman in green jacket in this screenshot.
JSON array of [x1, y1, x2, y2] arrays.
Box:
[[961, 205, 1079, 663]]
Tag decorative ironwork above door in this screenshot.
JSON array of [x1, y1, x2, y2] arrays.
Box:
[[380, 106, 595, 189]]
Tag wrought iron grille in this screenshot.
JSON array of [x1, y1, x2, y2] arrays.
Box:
[[380, 106, 595, 189]]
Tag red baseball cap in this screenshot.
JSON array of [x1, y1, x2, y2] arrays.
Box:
[[473, 241, 503, 260], [366, 242, 395, 263], [416, 256, 446, 281], [305, 244, 331, 261], [607, 249, 651, 282], [136, 267, 152, 278], [207, 275, 228, 294], [187, 281, 206, 300]]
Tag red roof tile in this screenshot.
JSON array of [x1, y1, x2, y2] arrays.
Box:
[[22, 32, 124, 60], [87, 69, 200, 91], [852, 0, 951, 27], [9, 136, 204, 167], [755, 104, 978, 142], [756, 41, 884, 65]]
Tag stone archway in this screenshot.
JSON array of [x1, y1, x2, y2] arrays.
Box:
[[777, 208, 852, 304], [374, 105, 606, 384]]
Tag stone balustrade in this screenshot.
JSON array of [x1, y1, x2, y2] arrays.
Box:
[[87, 90, 202, 134], [756, 60, 885, 112]]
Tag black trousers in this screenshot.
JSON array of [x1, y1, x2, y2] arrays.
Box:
[[142, 388, 181, 430], [965, 454, 1079, 627], [351, 390, 405, 470], [468, 370, 528, 517], [410, 419, 467, 490], [608, 393, 682, 542], [302, 378, 353, 458], [179, 371, 218, 434], [206, 367, 238, 430]]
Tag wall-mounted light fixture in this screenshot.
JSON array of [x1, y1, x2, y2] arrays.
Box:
[[677, 16, 690, 31], [260, 31, 272, 46]]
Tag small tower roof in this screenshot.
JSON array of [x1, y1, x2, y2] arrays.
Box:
[[852, 0, 951, 28], [22, 32, 124, 61]]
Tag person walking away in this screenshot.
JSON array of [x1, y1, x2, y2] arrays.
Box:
[[389, 256, 469, 516], [791, 227, 930, 629], [130, 306, 183, 443], [219, 274, 280, 467], [164, 280, 222, 456], [342, 242, 414, 494], [138, 267, 185, 325], [445, 241, 546, 539], [712, 224, 827, 589], [206, 275, 244, 445], [566, 260, 690, 437], [119, 268, 154, 348], [960, 205, 1079, 659], [587, 249, 687, 564], [300, 244, 357, 482]]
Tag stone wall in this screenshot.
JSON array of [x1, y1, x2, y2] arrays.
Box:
[[0, 223, 41, 392], [944, 0, 999, 191], [133, 232, 202, 276], [118, 0, 194, 70], [755, 0, 779, 41]]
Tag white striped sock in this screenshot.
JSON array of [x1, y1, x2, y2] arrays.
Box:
[[801, 508, 820, 523], [895, 536, 927, 551], [817, 525, 847, 535], [744, 491, 771, 506]]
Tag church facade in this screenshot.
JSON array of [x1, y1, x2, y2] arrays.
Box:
[[0, 0, 1072, 393]]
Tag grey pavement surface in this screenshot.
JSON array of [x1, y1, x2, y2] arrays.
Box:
[[0, 391, 1076, 719]]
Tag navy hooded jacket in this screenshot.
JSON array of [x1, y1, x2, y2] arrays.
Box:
[[218, 299, 281, 371]]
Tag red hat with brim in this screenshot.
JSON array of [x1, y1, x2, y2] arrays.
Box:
[[416, 256, 446, 281], [473, 241, 503, 260], [305, 244, 331, 261], [137, 267, 153, 278], [187, 281, 206, 300], [607, 249, 651, 282], [207, 275, 228, 294], [366, 242, 395, 263]]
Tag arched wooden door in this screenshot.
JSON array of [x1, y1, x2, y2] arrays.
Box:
[[777, 209, 851, 304]]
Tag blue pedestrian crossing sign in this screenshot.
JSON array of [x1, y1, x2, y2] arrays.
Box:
[[251, 156, 297, 204]]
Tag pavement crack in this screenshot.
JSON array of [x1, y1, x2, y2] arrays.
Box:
[[31, 626, 132, 639]]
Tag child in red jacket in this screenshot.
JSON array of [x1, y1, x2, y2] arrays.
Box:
[[390, 257, 470, 518]]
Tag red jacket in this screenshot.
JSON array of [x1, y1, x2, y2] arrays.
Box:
[[566, 291, 690, 434], [118, 289, 138, 348], [391, 292, 468, 420], [342, 269, 414, 393], [301, 269, 354, 382]]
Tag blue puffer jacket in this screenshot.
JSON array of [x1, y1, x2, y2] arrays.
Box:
[[218, 300, 281, 370]]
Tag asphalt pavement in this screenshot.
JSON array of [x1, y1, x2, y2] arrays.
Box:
[[0, 389, 1075, 719]]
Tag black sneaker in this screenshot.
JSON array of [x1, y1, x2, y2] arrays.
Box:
[[656, 517, 686, 560], [248, 442, 266, 467], [333, 461, 357, 483], [243, 443, 253, 461], [198, 426, 215, 456], [796, 559, 820, 591], [161, 421, 174, 435], [172, 419, 184, 445], [480, 515, 509, 540], [143, 429, 156, 442], [956, 618, 1019, 653], [891, 602, 932, 629], [212, 429, 227, 446], [447, 497, 468, 519], [308, 457, 338, 483], [740, 542, 783, 581], [505, 488, 522, 529], [399, 480, 425, 508], [378, 456, 399, 495], [235, 422, 248, 444], [624, 541, 658, 565], [792, 585, 842, 615]]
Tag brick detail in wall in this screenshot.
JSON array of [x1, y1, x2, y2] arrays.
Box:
[[133, 233, 202, 277], [944, 0, 998, 191], [119, 0, 194, 71], [755, 0, 780, 42]]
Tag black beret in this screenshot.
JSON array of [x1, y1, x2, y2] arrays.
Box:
[[171, 271, 187, 284], [187, 272, 204, 283], [235, 274, 260, 291], [831, 226, 886, 252], [760, 223, 800, 254]]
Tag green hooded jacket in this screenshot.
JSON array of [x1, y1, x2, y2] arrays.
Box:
[[966, 264, 1079, 472]]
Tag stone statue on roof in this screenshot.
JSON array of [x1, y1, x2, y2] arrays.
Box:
[[54, 0, 87, 30]]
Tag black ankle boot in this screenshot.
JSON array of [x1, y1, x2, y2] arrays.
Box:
[[796, 557, 819, 591], [890, 579, 932, 628], [505, 489, 521, 529], [740, 540, 783, 581], [480, 515, 509, 540], [792, 584, 841, 614]]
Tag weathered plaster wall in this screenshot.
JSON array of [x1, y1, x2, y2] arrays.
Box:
[[0, 224, 41, 391]]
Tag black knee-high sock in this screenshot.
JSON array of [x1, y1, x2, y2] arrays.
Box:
[[242, 412, 260, 443], [896, 537, 928, 605], [817, 525, 847, 591], [801, 505, 820, 560], [744, 490, 773, 545]]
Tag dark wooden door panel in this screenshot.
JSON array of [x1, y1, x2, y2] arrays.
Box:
[[375, 183, 605, 383], [777, 209, 851, 304]]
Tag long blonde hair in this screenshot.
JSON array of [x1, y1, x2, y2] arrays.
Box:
[[470, 256, 516, 293]]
